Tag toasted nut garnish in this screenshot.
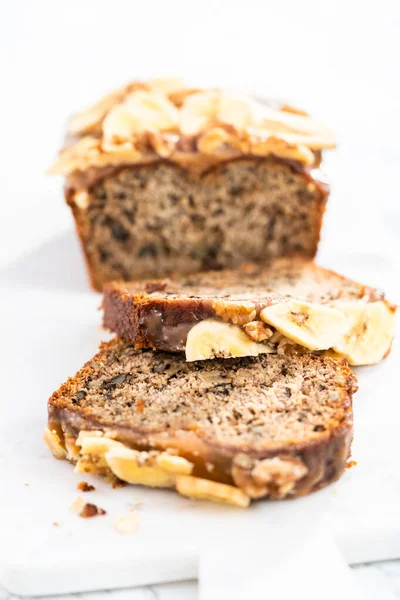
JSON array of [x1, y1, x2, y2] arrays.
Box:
[[155, 453, 194, 475], [232, 455, 307, 499], [212, 299, 256, 326], [43, 428, 66, 460], [147, 131, 178, 158], [243, 321, 274, 342], [197, 127, 248, 155], [105, 447, 176, 488], [253, 457, 307, 484], [176, 475, 250, 508], [113, 510, 140, 534]]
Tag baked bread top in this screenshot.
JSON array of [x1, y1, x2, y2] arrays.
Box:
[[46, 338, 355, 505], [48, 78, 335, 176], [103, 258, 396, 365]]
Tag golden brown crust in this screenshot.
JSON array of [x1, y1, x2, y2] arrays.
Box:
[[47, 339, 356, 501]]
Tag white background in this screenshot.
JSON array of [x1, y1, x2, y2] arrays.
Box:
[[1, 0, 399, 268], [1, 2, 400, 599]]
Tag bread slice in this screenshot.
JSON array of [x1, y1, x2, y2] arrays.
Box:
[[103, 258, 396, 366], [48, 80, 334, 291], [45, 338, 356, 507]]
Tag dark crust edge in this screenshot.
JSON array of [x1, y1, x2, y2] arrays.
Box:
[[47, 341, 356, 499], [64, 156, 329, 292]]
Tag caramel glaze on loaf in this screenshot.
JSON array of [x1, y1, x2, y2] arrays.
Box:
[[48, 338, 356, 501], [103, 258, 385, 352], [65, 157, 328, 291]]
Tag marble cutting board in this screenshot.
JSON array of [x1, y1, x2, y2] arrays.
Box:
[[0, 224, 399, 596]]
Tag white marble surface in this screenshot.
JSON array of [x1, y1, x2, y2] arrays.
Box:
[[1, 563, 400, 600]]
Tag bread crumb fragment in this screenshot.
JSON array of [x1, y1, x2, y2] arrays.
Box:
[[71, 496, 85, 513], [77, 481, 95, 492], [80, 503, 107, 518], [346, 460, 357, 469], [113, 511, 140, 534]]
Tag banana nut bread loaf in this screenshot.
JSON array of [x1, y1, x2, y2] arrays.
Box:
[[45, 338, 356, 507], [103, 258, 396, 366], [48, 78, 335, 291]]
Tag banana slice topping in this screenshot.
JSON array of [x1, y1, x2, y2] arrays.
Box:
[[185, 318, 274, 362], [175, 475, 250, 508], [260, 300, 348, 351], [331, 300, 396, 365]]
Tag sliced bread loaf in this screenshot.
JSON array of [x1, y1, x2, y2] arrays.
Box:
[[48, 80, 334, 291], [103, 258, 396, 365], [45, 338, 356, 507]]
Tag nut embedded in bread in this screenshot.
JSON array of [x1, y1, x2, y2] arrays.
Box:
[[48, 79, 333, 290], [103, 258, 396, 366], [45, 338, 356, 507]]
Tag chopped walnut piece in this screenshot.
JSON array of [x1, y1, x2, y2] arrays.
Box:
[[232, 454, 307, 499], [243, 321, 273, 342], [212, 299, 256, 326], [79, 503, 107, 518], [77, 481, 95, 492], [346, 460, 357, 469], [253, 457, 308, 498]]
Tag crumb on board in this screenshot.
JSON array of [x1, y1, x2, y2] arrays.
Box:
[[112, 479, 127, 489], [77, 481, 95, 492], [71, 496, 85, 513], [113, 510, 140, 534], [80, 503, 107, 519], [24, 483, 29, 487], [53, 522, 60, 527], [346, 460, 357, 469]]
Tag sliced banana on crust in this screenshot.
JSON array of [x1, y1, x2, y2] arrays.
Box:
[[105, 447, 176, 488], [185, 318, 274, 361], [176, 475, 250, 508], [43, 428, 67, 460], [260, 300, 348, 351], [155, 453, 194, 475], [331, 300, 396, 365], [103, 90, 179, 144]]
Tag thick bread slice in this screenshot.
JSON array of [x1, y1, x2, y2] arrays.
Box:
[[103, 258, 396, 365], [46, 338, 356, 506]]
